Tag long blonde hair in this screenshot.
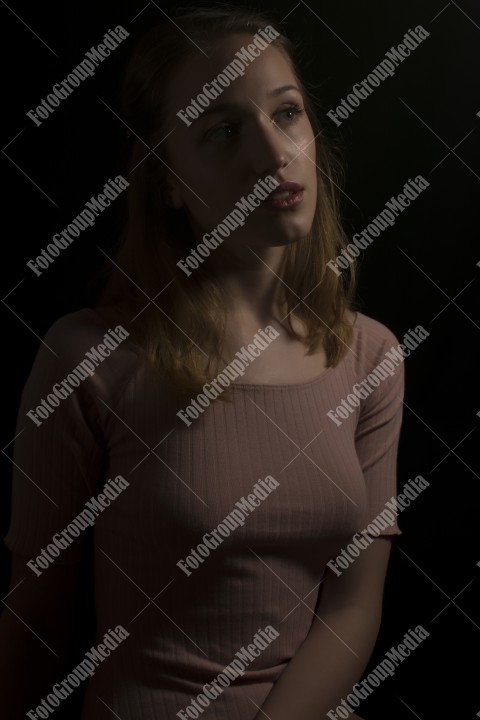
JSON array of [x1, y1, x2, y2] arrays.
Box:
[[99, 5, 357, 399]]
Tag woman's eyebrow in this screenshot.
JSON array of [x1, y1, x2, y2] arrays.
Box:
[[267, 84, 301, 97], [194, 85, 302, 121]]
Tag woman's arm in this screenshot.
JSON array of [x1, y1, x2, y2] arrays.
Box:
[[253, 535, 394, 720], [0, 552, 82, 717]]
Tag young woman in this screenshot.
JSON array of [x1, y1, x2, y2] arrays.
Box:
[[1, 6, 404, 719]]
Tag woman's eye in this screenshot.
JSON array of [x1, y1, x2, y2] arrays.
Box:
[[276, 104, 305, 123], [205, 105, 305, 143], [206, 124, 239, 142]]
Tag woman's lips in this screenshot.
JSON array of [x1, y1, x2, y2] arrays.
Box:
[[261, 182, 305, 209]]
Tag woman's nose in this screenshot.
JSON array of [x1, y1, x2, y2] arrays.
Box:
[[248, 117, 292, 176]]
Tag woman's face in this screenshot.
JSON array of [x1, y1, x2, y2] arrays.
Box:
[[161, 33, 318, 253]]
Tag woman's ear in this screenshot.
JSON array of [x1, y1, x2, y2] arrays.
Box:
[[162, 182, 184, 209], [169, 189, 184, 209]]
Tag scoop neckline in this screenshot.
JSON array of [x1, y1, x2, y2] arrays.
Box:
[[86, 306, 358, 391], [230, 363, 336, 390], [232, 311, 359, 390]]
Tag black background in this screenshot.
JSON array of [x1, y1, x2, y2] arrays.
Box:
[[1, 1, 479, 718]]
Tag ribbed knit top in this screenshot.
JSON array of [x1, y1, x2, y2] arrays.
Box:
[[4, 308, 404, 719]]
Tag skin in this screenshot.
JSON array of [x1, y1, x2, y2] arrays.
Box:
[[160, 35, 394, 720], [0, 33, 393, 720], [161, 33, 325, 379], [161, 35, 317, 314]]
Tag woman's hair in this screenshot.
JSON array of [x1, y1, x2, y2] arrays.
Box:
[[98, 4, 357, 399]]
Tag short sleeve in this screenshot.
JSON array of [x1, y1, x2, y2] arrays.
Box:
[[354, 331, 405, 537], [4, 313, 106, 564]]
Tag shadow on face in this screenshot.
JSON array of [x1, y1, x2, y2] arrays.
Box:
[[161, 33, 318, 255]]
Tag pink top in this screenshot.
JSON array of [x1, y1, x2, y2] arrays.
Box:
[[4, 308, 404, 719]]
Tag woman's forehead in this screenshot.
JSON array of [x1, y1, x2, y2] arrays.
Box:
[[163, 37, 297, 122]]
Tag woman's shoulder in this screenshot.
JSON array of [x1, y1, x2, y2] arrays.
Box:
[[346, 309, 403, 375], [32, 306, 141, 403], [44, 305, 124, 339], [44, 306, 111, 346], [350, 310, 400, 345], [42, 305, 137, 359]]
